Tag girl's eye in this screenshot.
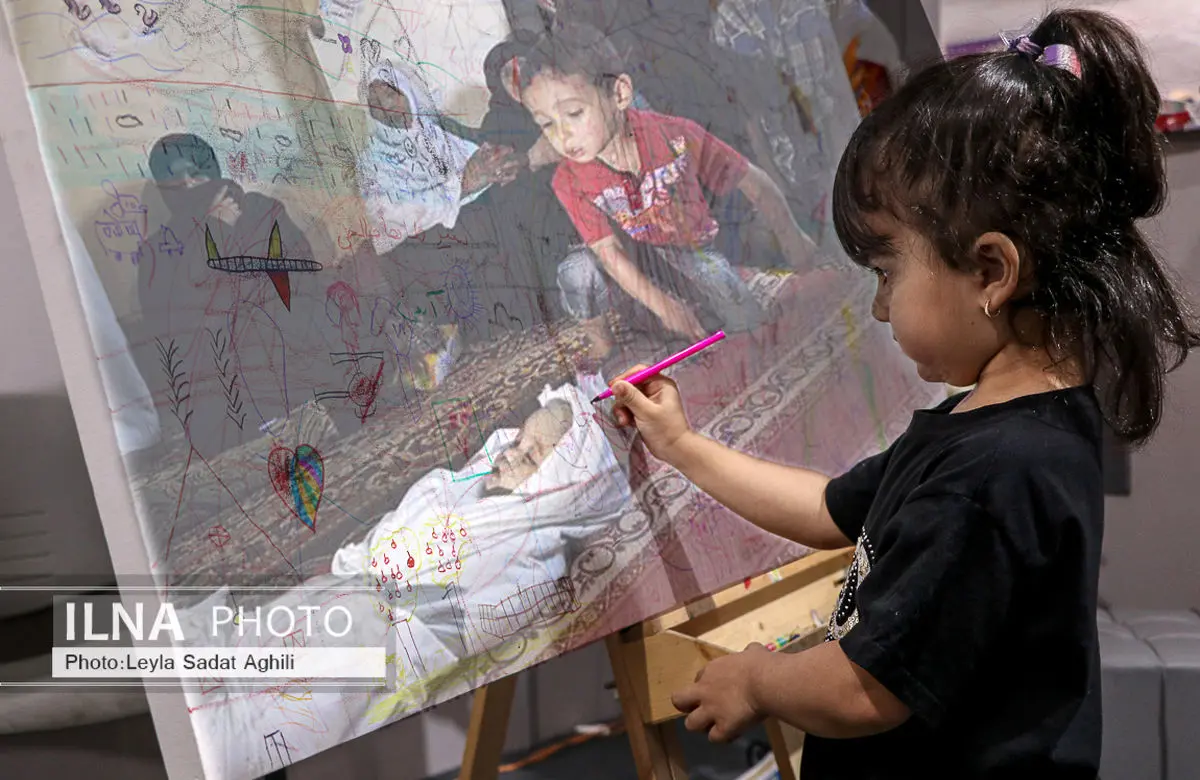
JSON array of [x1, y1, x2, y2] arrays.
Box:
[[567, 109, 583, 118], [869, 266, 888, 282]]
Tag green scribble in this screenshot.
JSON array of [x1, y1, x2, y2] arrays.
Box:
[[267, 220, 283, 258], [365, 645, 499, 725], [431, 397, 493, 480], [840, 302, 887, 450], [858, 361, 888, 451], [204, 225, 219, 261], [802, 406, 814, 464], [199, 0, 341, 80]]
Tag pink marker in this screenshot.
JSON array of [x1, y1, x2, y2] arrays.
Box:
[[591, 331, 726, 404]]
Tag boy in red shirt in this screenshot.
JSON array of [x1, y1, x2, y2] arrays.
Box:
[[517, 23, 817, 355]]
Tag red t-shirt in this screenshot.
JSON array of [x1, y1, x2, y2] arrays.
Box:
[[552, 109, 749, 248]]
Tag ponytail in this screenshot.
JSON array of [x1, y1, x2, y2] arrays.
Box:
[[1029, 11, 1165, 222], [1029, 11, 1197, 442]]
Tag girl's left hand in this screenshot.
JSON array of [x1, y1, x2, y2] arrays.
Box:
[[671, 642, 770, 742]]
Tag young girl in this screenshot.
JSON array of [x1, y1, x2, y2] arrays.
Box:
[[607, 10, 1200, 777]]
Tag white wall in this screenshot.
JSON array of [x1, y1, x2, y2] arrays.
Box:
[[0, 143, 113, 620], [0, 148, 65, 395], [1101, 140, 1200, 608]]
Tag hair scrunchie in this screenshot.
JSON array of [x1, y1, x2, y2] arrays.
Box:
[[1002, 34, 1083, 79]]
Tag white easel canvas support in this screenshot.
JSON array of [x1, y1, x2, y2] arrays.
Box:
[[0, 9, 207, 780]]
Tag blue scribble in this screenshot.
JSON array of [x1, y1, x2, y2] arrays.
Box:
[[37, 46, 187, 73]]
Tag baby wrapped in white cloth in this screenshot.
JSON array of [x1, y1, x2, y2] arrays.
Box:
[[331, 378, 632, 663]]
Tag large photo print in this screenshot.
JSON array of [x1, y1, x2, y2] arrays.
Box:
[[2, 0, 939, 777]]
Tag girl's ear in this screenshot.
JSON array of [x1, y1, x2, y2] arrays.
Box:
[[971, 232, 1021, 313], [612, 74, 635, 110]]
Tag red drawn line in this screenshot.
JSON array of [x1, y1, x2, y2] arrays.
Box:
[[161, 445, 300, 598], [163, 444, 196, 565], [186, 682, 291, 713], [197, 450, 301, 581], [162, 526, 176, 576]]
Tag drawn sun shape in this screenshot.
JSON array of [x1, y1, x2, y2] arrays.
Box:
[[443, 261, 482, 324]]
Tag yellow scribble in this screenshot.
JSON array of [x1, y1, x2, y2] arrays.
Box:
[[842, 304, 861, 357], [278, 688, 313, 703], [364, 632, 560, 726]]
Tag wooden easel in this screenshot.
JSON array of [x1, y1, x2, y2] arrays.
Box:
[[457, 548, 853, 780]]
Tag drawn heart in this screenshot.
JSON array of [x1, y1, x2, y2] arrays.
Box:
[[268, 444, 324, 532]]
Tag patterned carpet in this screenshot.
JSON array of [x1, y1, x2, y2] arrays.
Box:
[[129, 316, 593, 595]]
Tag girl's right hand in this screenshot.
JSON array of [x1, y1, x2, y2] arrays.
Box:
[[609, 365, 693, 463]]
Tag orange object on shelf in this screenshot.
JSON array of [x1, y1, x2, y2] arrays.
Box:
[[843, 37, 893, 117]]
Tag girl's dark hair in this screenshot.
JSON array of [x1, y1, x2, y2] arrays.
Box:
[[516, 21, 626, 94], [833, 9, 1200, 444]]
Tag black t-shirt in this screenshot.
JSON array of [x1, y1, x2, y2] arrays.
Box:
[[801, 387, 1105, 779]]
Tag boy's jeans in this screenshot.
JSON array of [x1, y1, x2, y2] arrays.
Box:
[[556, 243, 765, 335]]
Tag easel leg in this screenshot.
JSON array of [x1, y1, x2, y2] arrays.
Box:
[[763, 719, 801, 780], [605, 634, 688, 780], [656, 719, 688, 778], [459, 675, 519, 780]]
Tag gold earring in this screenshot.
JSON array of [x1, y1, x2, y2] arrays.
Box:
[[983, 299, 997, 319]]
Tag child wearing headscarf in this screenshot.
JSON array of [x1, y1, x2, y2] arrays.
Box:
[[356, 58, 522, 257]]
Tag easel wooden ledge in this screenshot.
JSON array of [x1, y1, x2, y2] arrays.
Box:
[[459, 547, 853, 780]]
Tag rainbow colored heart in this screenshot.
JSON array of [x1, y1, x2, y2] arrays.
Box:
[[268, 444, 324, 532]]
